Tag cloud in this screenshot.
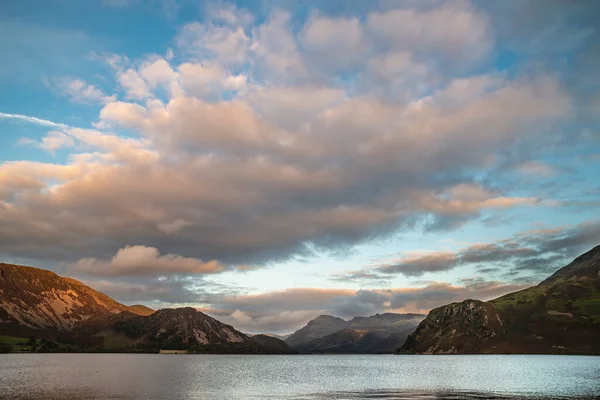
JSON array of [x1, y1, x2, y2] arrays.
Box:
[[178, 62, 246, 98], [139, 58, 177, 90], [0, 72, 572, 268], [366, 1, 492, 67], [338, 221, 600, 279], [299, 14, 365, 71], [71, 245, 224, 277], [251, 10, 306, 82], [19, 131, 75, 154], [118, 69, 152, 100], [157, 219, 193, 235], [54, 78, 116, 105], [0, 112, 68, 129], [176, 21, 250, 65], [515, 161, 558, 177]]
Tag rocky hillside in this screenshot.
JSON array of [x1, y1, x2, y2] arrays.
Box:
[[288, 313, 425, 353], [400, 245, 600, 354], [0, 263, 135, 334], [106, 307, 247, 347]]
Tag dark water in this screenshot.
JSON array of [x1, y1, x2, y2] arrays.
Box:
[[0, 354, 598, 399]]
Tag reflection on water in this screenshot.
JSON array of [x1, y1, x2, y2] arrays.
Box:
[[304, 389, 596, 399], [0, 354, 599, 400]]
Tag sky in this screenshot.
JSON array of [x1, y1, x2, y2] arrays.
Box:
[[0, 0, 599, 334]]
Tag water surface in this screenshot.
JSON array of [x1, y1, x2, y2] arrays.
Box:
[[1, 354, 598, 399]]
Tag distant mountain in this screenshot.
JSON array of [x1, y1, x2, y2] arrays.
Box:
[[286, 315, 348, 348], [0, 263, 132, 335], [400, 245, 600, 355], [287, 313, 425, 353]]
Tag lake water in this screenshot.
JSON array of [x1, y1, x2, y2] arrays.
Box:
[[0, 354, 598, 399]]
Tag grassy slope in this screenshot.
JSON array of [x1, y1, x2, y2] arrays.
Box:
[[489, 277, 600, 353], [0, 335, 38, 352]]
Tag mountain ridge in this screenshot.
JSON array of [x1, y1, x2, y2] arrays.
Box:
[[287, 312, 425, 353]]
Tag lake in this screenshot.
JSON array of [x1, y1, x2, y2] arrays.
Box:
[[0, 354, 598, 399]]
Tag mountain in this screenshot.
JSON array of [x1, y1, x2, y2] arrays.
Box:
[[93, 307, 294, 354], [287, 313, 425, 353], [286, 315, 348, 347], [0, 263, 132, 335], [400, 245, 600, 354]]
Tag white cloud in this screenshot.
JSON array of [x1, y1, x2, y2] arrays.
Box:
[[366, 1, 492, 66], [299, 14, 365, 70], [55, 78, 116, 105], [158, 219, 194, 235], [23, 131, 75, 154], [139, 58, 176, 89], [96, 101, 148, 130], [0, 112, 68, 129], [252, 11, 306, 81], [178, 62, 247, 98], [71, 245, 224, 277], [118, 69, 152, 100], [176, 22, 250, 65]]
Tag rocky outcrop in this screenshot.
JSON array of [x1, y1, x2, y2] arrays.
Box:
[[399, 300, 507, 354], [400, 245, 600, 355]]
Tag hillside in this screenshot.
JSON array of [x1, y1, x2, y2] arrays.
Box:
[[0, 263, 132, 335], [128, 305, 155, 316], [94, 307, 293, 353], [399, 245, 600, 354], [288, 313, 425, 353]]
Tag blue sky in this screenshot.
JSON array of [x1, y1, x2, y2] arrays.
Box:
[[1, 0, 599, 333]]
